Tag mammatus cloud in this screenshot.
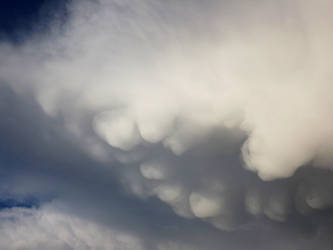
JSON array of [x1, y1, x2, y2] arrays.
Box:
[[2, 0, 333, 180], [2, 0, 333, 249]]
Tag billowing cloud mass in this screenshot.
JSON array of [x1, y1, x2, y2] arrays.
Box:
[[1, 0, 333, 249], [3, 0, 333, 180]]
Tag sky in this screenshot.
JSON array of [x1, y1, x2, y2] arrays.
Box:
[[1, 0, 333, 249]]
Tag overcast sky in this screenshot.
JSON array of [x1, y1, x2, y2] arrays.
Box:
[[1, 0, 333, 249]]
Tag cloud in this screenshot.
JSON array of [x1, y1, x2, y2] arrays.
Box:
[[1, 0, 333, 249], [0, 205, 144, 250], [2, 0, 333, 181]]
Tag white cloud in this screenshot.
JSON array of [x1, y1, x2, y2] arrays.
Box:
[[0, 205, 144, 250], [3, 0, 333, 181]]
